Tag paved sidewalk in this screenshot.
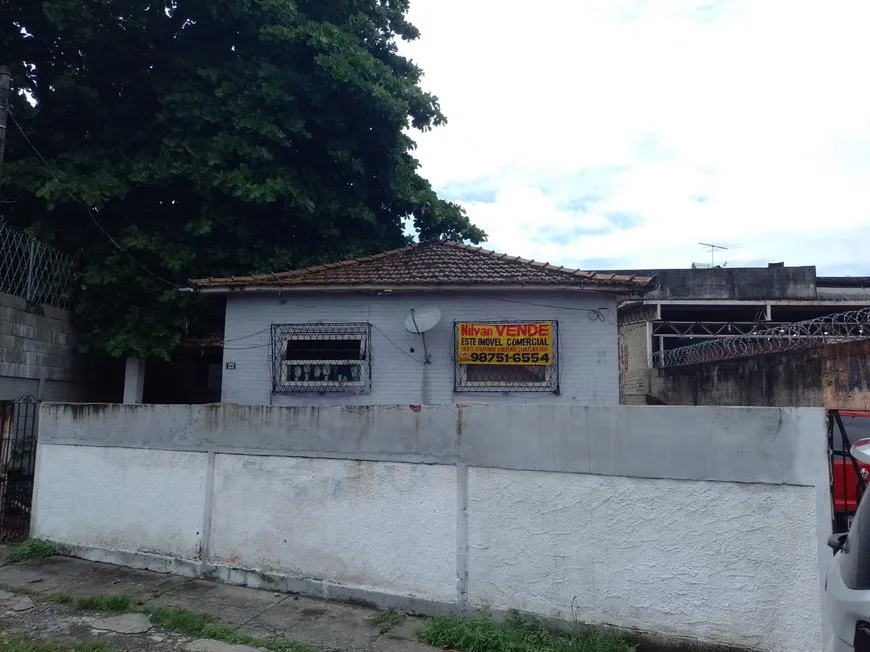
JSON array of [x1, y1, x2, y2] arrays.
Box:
[[0, 548, 435, 652]]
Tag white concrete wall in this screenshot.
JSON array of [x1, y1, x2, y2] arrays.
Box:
[[210, 455, 457, 602], [467, 468, 818, 652], [32, 403, 828, 652], [33, 446, 207, 558], [221, 291, 619, 406]]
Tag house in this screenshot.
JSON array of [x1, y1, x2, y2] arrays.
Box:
[[190, 240, 654, 406]]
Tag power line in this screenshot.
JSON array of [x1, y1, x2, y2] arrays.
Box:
[[216, 297, 613, 349], [7, 112, 178, 288], [223, 321, 426, 363], [370, 323, 425, 365], [487, 296, 611, 321]]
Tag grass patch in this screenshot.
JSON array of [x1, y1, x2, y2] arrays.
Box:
[[369, 610, 406, 634], [145, 605, 319, 652], [42, 593, 74, 606], [0, 634, 115, 652], [419, 614, 636, 652], [0, 591, 319, 652], [74, 595, 134, 613], [0, 586, 132, 614], [6, 540, 56, 563]]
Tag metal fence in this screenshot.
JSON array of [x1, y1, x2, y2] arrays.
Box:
[[0, 222, 77, 310], [0, 396, 38, 542], [651, 306, 870, 368]]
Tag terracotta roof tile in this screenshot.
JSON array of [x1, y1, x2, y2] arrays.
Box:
[[190, 241, 654, 293]]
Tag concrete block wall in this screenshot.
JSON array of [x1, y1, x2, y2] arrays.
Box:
[[33, 403, 829, 652], [0, 291, 82, 401], [221, 291, 619, 406]]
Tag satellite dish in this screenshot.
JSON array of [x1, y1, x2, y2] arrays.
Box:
[[405, 307, 442, 334]]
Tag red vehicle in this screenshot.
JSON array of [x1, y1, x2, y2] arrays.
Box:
[[831, 410, 870, 531]]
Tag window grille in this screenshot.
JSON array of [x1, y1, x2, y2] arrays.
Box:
[[271, 323, 372, 394], [454, 320, 560, 393]]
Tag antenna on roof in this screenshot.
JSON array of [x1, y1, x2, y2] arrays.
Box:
[[404, 307, 441, 364], [698, 242, 740, 267]]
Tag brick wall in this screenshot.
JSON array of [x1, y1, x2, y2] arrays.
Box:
[[221, 291, 620, 405]]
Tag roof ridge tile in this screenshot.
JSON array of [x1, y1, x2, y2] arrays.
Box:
[[190, 239, 655, 292]]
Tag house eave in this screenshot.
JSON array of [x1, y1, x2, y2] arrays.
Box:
[[186, 283, 647, 296]]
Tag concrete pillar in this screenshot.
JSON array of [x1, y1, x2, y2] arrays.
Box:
[[123, 357, 145, 404]]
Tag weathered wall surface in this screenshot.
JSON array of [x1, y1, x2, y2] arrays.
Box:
[[33, 403, 829, 652], [650, 339, 870, 408], [468, 469, 817, 649], [34, 446, 207, 557], [822, 339, 870, 410], [221, 291, 619, 406], [0, 291, 82, 401], [617, 305, 654, 401], [210, 456, 457, 602], [605, 266, 818, 301], [651, 348, 823, 406]]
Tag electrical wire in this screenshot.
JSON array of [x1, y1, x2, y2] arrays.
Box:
[[218, 296, 614, 346], [487, 296, 611, 321], [8, 113, 178, 288], [223, 321, 426, 363], [222, 342, 271, 350], [370, 323, 425, 365], [223, 326, 270, 343]]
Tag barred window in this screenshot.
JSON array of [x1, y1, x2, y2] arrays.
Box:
[[271, 323, 372, 394], [454, 321, 559, 393]]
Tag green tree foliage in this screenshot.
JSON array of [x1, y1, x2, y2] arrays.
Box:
[[0, 0, 484, 358]]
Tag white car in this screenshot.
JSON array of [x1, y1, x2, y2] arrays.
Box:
[[825, 437, 870, 652]]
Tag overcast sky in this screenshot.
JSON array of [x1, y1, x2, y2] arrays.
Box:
[[400, 0, 870, 274]]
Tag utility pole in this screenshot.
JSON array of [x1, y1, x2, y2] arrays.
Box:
[[0, 65, 11, 171]]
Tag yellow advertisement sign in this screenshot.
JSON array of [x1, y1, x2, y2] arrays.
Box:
[[457, 322, 553, 365]]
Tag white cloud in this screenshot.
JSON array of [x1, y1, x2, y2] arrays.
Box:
[[401, 0, 870, 274]]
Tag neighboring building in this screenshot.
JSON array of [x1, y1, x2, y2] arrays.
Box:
[[609, 264, 870, 404], [190, 241, 653, 406]]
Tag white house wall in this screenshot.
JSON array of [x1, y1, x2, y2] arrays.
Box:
[[221, 292, 618, 405]]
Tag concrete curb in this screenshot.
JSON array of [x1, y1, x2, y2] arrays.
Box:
[[52, 542, 462, 617]]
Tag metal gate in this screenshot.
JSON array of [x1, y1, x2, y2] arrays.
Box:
[[0, 396, 39, 541]]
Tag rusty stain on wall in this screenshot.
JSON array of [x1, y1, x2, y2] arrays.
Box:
[[823, 340, 870, 410], [650, 338, 870, 408]]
